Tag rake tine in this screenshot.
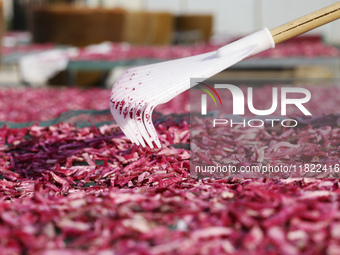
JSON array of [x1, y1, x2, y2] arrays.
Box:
[[125, 114, 146, 147], [134, 106, 154, 148], [143, 104, 161, 149], [111, 111, 134, 143], [115, 115, 140, 145]]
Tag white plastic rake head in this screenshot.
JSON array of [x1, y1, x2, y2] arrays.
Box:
[[110, 2, 340, 148], [110, 28, 274, 148]]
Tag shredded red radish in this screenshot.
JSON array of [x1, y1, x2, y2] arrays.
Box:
[[1, 82, 340, 253], [0, 87, 110, 123], [70, 38, 340, 62]]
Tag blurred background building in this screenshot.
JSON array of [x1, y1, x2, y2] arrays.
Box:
[[0, 0, 339, 87], [3, 0, 340, 44]]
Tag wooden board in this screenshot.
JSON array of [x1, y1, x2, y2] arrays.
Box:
[[29, 6, 126, 47], [176, 14, 213, 43]]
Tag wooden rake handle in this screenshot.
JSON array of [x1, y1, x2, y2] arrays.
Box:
[[270, 2, 340, 44]]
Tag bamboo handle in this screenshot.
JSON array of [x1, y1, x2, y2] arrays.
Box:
[[270, 2, 340, 44]]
